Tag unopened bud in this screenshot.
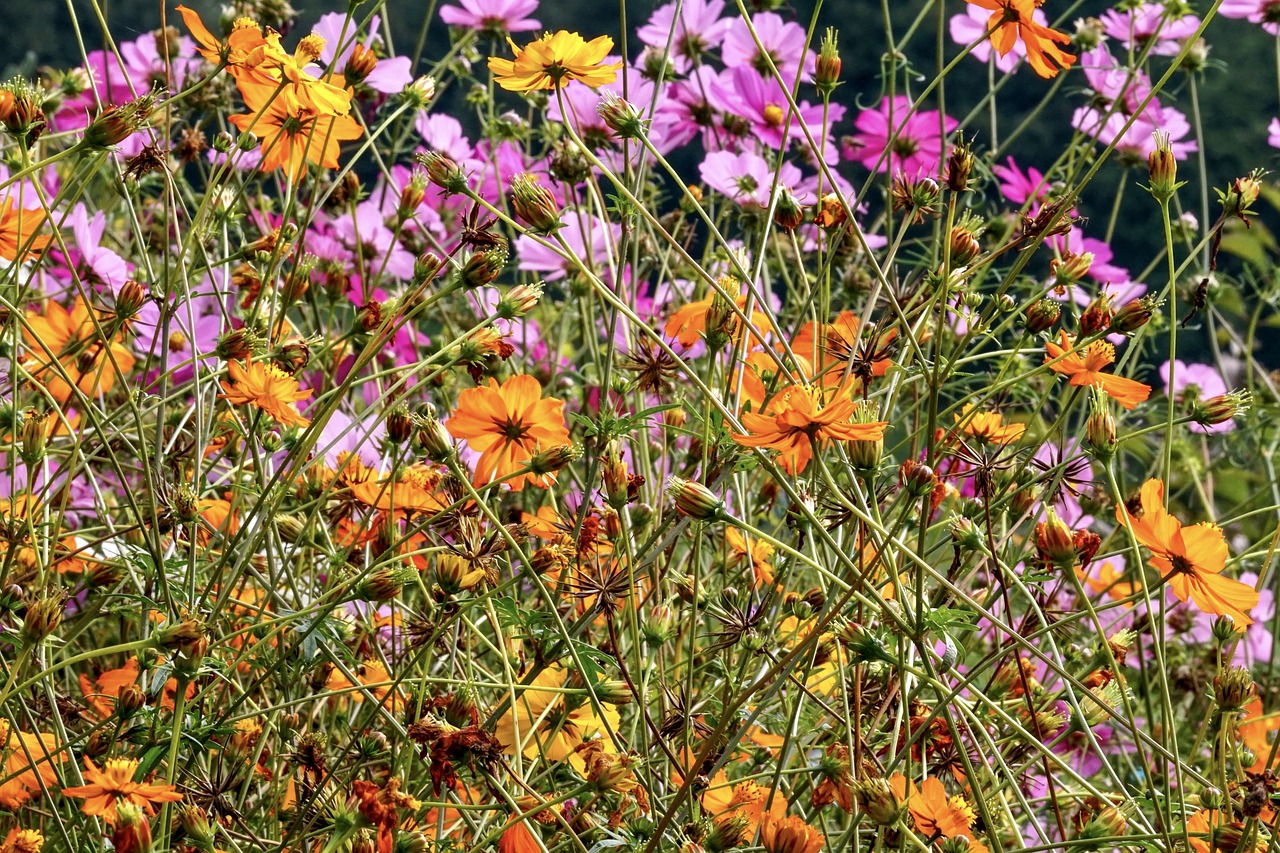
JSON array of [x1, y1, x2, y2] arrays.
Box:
[[949, 226, 980, 265], [458, 246, 507, 288], [773, 186, 805, 232], [815, 28, 842, 96], [22, 595, 64, 644], [497, 282, 544, 319], [1085, 392, 1117, 460], [1109, 296, 1156, 334], [1025, 299, 1061, 333], [1052, 251, 1093, 287], [509, 173, 562, 234], [597, 90, 648, 139], [527, 444, 580, 476], [1192, 391, 1250, 428], [417, 150, 468, 194], [1035, 510, 1077, 570], [667, 477, 725, 521], [111, 803, 153, 853], [1212, 665, 1255, 711], [946, 140, 975, 193], [1146, 131, 1180, 203]]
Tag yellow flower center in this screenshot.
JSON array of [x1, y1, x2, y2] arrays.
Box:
[[762, 104, 785, 127]]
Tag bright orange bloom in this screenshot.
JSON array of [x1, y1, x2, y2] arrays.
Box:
[[760, 815, 825, 853], [1044, 331, 1150, 410], [499, 820, 540, 853], [352, 778, 421, 853], [0, 196, 50, 262], [325, 659, 405, 713], [954, 404, 1025, 445], [664, 291, 771, 350], [1078, 559, 1141, 607], [22, 297, 136, 405], [964, 0, 1076, 79], [78, 656, 194, 719], [725, 527, 776, 588], [907, 776, 975, 838], [733, 384, 887, 474], [0, 721, 63, 810], [1240, 698, 1280, 773], [337, 453, 446, 514], [697, 771, 786, 834], [229, 85, 362, 184], [177, 6, 352, 114], [61, 757, 183, 821], [1116, 479, 1258, 627], [219, 359, 312, 427], [791, 311, 897, 386], [445, 374, 572, 491], [488, 31, 622, 92]]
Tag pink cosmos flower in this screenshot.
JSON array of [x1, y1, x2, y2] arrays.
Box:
[[708, 66, 841, 154], [721, 12, 814, 83], [1160, 359, 1235, 434], [1071, 101, 1197, 160], [992, 157, 1052, 207], [312, 13, 414, 95], [438, 0, 540, 34], [1218, 0, 1280, 35], [1100, 3, 1201, 55], [1269, 117, 1280, 148], [1080, 44, 1152, 115], [636, 0, 732, 73], [843, 95, 957, 178], [659, 66, 737, 151], [516, 210, 620, 281], [699, 150, 804, 208], [50, 204, 131, 292]]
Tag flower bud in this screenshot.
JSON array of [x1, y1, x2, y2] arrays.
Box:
[[1024, 299, 1061, 333], [1079, 293, 1115, 336], [1146, 131, 1180, 203], [237, 131, 259, 152], [1051, 251, 1093, 287], [403, 76, 437, 109], [890, 175, 941, 224], [667, 477, 725, 521], [946, 140, 975, 193], [22, 595, 64, 644], [772, 186, 805, 232], [846, 400, 883, 471], [509, 173, 562, 234], [115, 279, 148, 321], [524, 444, 578, 478], [344, 43, 380, 84], [357, 565, 416, 602], [82, 95, 154, 150], [1219, 172, 1262, 223], [853, 777, 905, 826], [416, 150, 468, 194], [178, 804, 217, 850], [1212, 665, 1255, 710], [1109, 296, 1156, 334], [815, 28, 842, 96], [398, 171, 428, 220], [1035, 511, 1077, 570], [386, 405, 414, 444], [497, 282, 544, 319], [19, 409, 51, 466], [111, 803, 152, 853], [458, 246, 508, 288], [1192, 391, 1250, 428], [900, 460, 937, 496], [416, 418, 455, 463], [414, 252, 444, 285], [1211, 614, 1243, 643], [601, 440, 630, 509], [597, 90, 648, 139], [1085, 392, 1117, 460], [949, 226, 980, 266]]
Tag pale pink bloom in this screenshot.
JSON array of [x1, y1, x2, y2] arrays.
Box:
[[439, 0, 540, 33], [1080, 44, 1153, 114], [722, 12, 814, 83], [516, 210, 619, 282], [1269, 117, 1280, 148], [699, 150, 804, 208], [1071, 101, 1197, 160], [843, 95, 957, 178], [992, 157, 1052, 207], [1100, 3, 1201, 55], [709, 66, 841, 153], [1218, 0, 1280, 35], [636, 0, 731, 73]]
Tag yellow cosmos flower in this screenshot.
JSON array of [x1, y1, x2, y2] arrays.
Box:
[[488, 31, 622, 92]]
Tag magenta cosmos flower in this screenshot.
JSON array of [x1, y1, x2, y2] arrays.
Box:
[[1219, 0, 1280, 35], [438, 0, 540, 34], [709, 66, 841, 153], [843, 95, 957, 178]]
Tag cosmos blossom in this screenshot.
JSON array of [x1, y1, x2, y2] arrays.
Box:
[[1044, 331, 1151, 410], [1117, 479, 1259, 627], [445, 373, 571, 490], [963, 0, 1076, 78], [843, 96, 958, 178]]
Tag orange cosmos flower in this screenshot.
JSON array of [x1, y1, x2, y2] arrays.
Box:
[[228, 85, 362, 184], [953, 404, 1025, 445], [0, 196, 50, 262], [760, 815, 825, 853], [61, 757, 183, 821], [965, 0, 1076, 79], [1078, 559, 1141, 607], [22, 297, 136, 404], [0, 720, 63, 810], [665, 288, 771, 350], [1044, 331, 1150, 410], [326, 659, 405, 713], [488, 31, 622, 92], [1116, 479, 1258, 627], [791, 311, 897, 386], [337, 453, 446, 514], [907, 776, 977, 838], [733, 383, 887, 474], [445, 374, 572, 491], [1240, 698, 1280, 773], [219, 359, 312, 427]]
